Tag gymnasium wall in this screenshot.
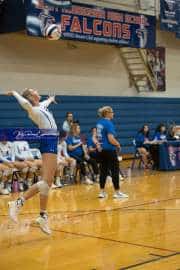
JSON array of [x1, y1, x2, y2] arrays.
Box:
[[0, 95, 180, 154], [0, 29, 180, 97]]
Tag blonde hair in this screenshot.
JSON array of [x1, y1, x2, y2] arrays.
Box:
[[98, 106, 113, 117], [22, 88, 36, 105], [22, 88, 32, 100]]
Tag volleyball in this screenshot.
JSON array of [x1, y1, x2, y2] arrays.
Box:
[[44, 23, 61, 40]]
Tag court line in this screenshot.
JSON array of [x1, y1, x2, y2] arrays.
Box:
[[149, 253, 164, 257], [1, 196, 179, 218], [119, 252, 180, 270], [53, 228, 179, 253]]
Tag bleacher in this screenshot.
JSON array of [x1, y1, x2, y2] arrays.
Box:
[[1, 95, 180, 154]]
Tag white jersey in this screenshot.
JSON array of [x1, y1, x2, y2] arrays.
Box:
[[13, 92, 57, 130], [0, 142, 15, 162], [57, 141, 69, 159], [13, 141, 34, 160]]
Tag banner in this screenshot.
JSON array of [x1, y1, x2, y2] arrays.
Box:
[[26, 1, 156, 48], [160, 0, 180, 39], [160, 0, 177, 32], [0, 128, 58, 142], [159, 141, 180, 170], [147, 47, 166, 91]]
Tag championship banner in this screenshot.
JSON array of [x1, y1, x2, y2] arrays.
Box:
[[160, 0, 177, 32], [147, 47, 166, 92], [26, 1, 156, 48]]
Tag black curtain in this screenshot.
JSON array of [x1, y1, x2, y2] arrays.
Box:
[[0, 0, 26, 33]]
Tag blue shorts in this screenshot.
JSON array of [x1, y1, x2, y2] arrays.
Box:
[[40, 135, 58, 154]]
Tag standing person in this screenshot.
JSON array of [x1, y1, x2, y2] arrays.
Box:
[[6, 88, 58, 235], [96, 106, 128, 199], [62, 112, 74, 134]]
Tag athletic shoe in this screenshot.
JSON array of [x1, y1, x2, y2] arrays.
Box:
[[95, 175, 100, 183], [98, 191, 108, 199], [8, 201, 20, 222], [35, 216, 51, 235], [55, 178, 63, 188], [119, 174, 125, 181], [113, 191, 129, 199], [84, 178, 94, 185], [19, 182, 24, 192], [6, 183, 12, 193], [0, 188, 10, 195]]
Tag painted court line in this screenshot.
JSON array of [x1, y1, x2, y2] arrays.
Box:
[[54, 228, 179, 253]]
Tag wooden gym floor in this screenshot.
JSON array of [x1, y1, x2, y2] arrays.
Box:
[[0, 168, 180, 270]]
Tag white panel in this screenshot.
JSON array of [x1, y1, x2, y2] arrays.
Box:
[[72, 0, 157, 15]]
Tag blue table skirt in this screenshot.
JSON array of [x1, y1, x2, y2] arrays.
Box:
[[159, 140, 180, 171]]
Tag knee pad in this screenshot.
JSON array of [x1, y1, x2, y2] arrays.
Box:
[[22, 167, 29, 173], [37, 181, 50, 196]]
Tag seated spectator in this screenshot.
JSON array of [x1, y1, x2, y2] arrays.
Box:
[[54, 131, 76, 187], [167, 125, 179, 141], [135, 125, 151, 168], [62, 112, 74, 134], [0, 137, 29, 192], [13, 140, 42, 189], [0, 162, 11, 195], [153, 123, 167, 141], [66, 123, 99, 184]]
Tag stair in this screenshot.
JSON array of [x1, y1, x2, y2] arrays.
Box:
[[119, 47, 157, 92]]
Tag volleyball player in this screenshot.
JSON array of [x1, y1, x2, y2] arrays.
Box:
[[6, 88, 58, 234]]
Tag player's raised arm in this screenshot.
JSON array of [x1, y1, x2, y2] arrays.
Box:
[[40, 95, 58, 108], [6, 90, 32, 112]]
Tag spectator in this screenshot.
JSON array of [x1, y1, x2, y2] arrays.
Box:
[[135, 125, 151, 168], [167, 125, 179, 140], [13, 140, 42, 190], [0, 137, 29, 192], [62, 112, 74, 133], [153, 123, 167, 141], [66, 123, 99, 184], [54, 131, 76, 187]]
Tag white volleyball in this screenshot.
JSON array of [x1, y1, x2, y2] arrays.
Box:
[[44, 24, 61, 40]]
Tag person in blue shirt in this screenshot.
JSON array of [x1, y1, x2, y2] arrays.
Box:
[[135, 125, 151, 168], [96, 106, 128, 199], [66, 123, 99, 184], [153, 123, 167, 141]]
